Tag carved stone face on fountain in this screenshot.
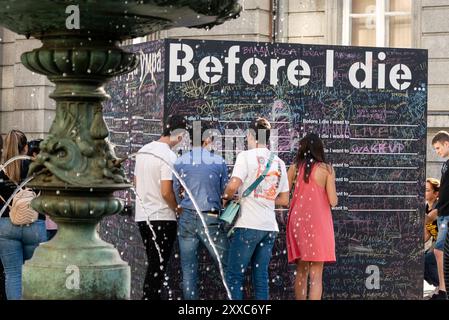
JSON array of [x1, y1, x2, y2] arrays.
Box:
[[0, 0, 241, 39]]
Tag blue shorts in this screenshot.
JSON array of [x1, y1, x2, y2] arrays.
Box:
[[434, 215, 449, 251]]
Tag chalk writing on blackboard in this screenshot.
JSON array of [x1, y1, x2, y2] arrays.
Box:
[[100, 39, 427, 300]]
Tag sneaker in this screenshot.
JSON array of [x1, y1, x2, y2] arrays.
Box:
[[430, 290, 448, 300]]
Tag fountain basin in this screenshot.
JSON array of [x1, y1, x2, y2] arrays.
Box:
[[0, 0, 241, 40]]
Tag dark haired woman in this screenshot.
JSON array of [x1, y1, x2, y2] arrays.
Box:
[[286, 133, 337, 300], [0, 130, 46, 300]]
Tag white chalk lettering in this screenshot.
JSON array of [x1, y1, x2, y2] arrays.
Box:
[[168, 43, 413, 91]]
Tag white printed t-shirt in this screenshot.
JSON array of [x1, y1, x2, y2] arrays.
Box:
[[134, 141, 177, 222], [231, 147, 289, 232]]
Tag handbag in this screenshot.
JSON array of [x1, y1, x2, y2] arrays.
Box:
[[220, 152, 275, 236]]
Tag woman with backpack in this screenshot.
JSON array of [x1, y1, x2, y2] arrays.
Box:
[[0, 130, 46, 300], [286, 133, 338, 300]]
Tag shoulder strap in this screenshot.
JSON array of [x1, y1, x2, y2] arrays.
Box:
[[242, 152, 275, 198], [0, 194, 12, 217], [0, 185, 26, 217]]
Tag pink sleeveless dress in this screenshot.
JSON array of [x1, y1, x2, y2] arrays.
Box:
[[287, 163, 336, 263]]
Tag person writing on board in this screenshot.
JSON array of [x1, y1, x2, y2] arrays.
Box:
[[286, 133, 337, 300], [134, 115, 187, 300], [222, 118, 290, 300], [172, 120, 229, 300], [427, 131, 449, 300]]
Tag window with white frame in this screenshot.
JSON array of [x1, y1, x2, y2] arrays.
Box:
[[342, 0, 412, 47]]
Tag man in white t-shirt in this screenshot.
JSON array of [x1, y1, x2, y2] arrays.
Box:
[[222, 118, 289, 300], [134, 114, 186, 300]]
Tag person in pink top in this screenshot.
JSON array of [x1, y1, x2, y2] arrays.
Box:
[[286, 133, 338, 300]]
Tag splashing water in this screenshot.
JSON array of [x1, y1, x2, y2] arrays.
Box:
[[129, 187, 164, 265], [0, 175, 35, 217], [0, 155, 34, 217], [127, 151, 233, 300], [0, 155, 32, 175]]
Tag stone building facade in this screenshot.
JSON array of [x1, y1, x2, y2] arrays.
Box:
[[0, 0, 447, 176]]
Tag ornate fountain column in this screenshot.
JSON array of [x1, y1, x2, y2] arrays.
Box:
[[0, 0, 241, 299], [21, 37, 138, 299]]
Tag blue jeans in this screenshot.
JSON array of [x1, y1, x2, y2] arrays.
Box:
[[0, 218, 46, 300], [435, 216, 449, 251], [178, 209, 229, 300], [46, 229, 57, 241], [424, 249, 439, 287], [226, 228, 277, 300]]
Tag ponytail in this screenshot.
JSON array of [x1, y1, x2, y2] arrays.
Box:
[[4, 130, 27, 183]]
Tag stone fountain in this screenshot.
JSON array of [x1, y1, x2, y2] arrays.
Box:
[[0, 0, 241, 299]]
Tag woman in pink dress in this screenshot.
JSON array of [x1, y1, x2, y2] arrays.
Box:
[[286, 133, 338, 300]]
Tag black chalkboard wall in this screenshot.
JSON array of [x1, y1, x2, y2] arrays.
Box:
[[100, 39, 428, 300]]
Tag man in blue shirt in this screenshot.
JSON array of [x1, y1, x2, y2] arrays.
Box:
[[173, 120, 229, 300]]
